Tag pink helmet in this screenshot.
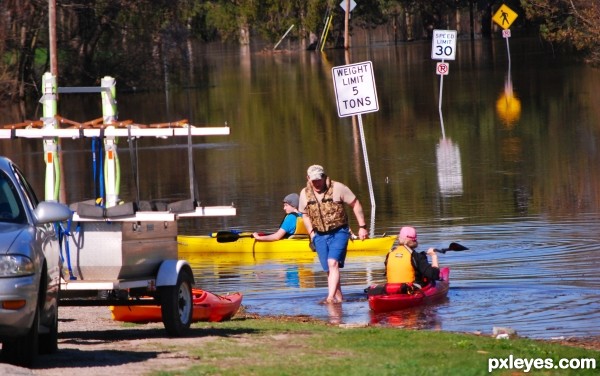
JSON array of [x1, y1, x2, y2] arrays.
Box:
[[399, 226, 417, 241]]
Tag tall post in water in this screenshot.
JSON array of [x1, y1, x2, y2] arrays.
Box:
[[344, 0, 350, 49], [41, 72, 60, 201], [101, 76, 120, 208], [48, 0, 58, 77]]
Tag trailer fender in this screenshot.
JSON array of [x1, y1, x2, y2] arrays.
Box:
[[156, 260, 194, 287]]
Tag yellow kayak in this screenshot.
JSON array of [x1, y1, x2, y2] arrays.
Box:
[[177, 232, 396, 255]]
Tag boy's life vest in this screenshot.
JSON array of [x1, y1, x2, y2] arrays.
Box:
[[279, 212, 303, 238], [295, 215, 308, 234], [385, 245, 415, 284], [289, 215, 309, 238], [304, 178, 348, 233]]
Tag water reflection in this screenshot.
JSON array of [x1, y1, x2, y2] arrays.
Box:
[[370, 305, 444, 330], [180, 215, 600, 339], [2, 38, 600, 340], [436, 138, 463, 197], [496, 74, 521, 128], [324, 302, 343, 325], [182, 251, 318, 293]]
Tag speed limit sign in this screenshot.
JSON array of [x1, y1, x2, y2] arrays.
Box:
[[431, 29, 457, 61]]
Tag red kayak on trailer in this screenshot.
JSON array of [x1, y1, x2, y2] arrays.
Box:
[[368, 268, 450, 313], [110, 289, 243, 323]]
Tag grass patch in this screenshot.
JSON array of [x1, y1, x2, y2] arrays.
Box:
[[150, 316, 599, 376]]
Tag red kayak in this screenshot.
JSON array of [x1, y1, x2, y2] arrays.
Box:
[[110, 289, 243, 323], [368, 268, 450, 313]]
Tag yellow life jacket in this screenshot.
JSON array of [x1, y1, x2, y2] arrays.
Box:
[[385, 245, 415, 284], [304, 178, 348, 232], [289, 216, 309, 238]]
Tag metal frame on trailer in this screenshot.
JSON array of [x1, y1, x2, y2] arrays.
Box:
[[1, 73, 236, 336]]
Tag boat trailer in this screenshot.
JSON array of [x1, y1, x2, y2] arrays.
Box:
[[0, 73, 235, 336]]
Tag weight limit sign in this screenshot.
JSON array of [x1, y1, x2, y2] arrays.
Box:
[[331, 61, 379, 118]]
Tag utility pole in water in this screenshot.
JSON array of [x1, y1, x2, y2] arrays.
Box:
[[344, 0, 350, 49], [49, 0, 58, 76], [48, 0, 66, 203]]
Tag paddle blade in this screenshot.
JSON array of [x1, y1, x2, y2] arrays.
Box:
[[216, 231, 241, 243], [434, 242, 469, 253], [448, 242, 468, 251]]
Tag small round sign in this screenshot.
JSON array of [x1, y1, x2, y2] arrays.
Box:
[[436, 62, 450, 76]]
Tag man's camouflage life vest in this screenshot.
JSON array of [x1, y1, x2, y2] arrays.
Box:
[[305, 178, 348, 232]]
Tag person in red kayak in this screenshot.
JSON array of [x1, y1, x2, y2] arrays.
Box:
[[253, 193, 304, 241], [385, 226, 440, 289]]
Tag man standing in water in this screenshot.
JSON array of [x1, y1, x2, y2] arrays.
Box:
[[298, 164, 368, 303]]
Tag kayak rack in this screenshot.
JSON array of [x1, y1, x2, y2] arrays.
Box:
[[1, 73, 237, 336]]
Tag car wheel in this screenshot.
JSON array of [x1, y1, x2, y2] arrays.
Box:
[[39, 308, 59, 355], [160, 268, 193, 337], [2, 305, 39, 367]]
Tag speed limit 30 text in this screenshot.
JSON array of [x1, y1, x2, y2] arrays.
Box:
[[431, 29, 457, 60]]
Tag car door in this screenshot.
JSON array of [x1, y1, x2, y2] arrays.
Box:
[[11, 164, 61, 326]]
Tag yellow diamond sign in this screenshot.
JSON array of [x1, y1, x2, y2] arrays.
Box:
[[493, 4, 518, 30]]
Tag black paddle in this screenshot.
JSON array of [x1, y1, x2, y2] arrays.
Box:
[[216, 231, 255, 243], [433, 242, 468, 253]]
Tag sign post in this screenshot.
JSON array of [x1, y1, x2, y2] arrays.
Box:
[[331, 61, 379, 235], [493, 4, 520, 128], [431, 30, 456, 139], [493, 4, 518, 70]]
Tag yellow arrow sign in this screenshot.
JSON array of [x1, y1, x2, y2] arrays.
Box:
[[493, 4, 518, 30]]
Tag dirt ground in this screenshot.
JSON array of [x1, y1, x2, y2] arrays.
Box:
[[1, 306, 599, 376], [4, 306, 230, 376]]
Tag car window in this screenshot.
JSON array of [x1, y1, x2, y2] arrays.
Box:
[[12, 165, 39, 209], [0, 171, 27, 224]]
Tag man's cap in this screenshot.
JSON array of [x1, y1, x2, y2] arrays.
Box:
[[307, 165, 325, 180], [399, 226, 418, 241], [283, 193, 299, 209]]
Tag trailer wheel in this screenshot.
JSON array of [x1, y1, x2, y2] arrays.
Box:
[[160, 268, 193, 336]]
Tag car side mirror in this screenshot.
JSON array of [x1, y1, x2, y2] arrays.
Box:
[[34, 201, 72, 224]]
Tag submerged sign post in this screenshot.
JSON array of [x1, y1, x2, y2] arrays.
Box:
[[431, 29, 457, 139], [493, 4, 518, 69], [331, 61, 379, 235]]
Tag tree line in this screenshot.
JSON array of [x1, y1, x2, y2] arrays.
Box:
[[0, 0, 598, 102]]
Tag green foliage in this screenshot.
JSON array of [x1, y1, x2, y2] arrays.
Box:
[[252, 1, 304, 42], [201, 2, 242, 42], [304, 0, 329, 33], [521, 0, 600, 64], [2, 0, 599, 101], [353, 0, 389, 29]]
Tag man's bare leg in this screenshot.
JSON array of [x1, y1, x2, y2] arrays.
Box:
[[327, 259, 342, 303]]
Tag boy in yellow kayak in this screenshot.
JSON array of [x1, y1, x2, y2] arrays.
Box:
[[252, 193, 303, 241]]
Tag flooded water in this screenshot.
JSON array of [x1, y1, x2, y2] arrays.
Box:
[[182, 213, 600, 339], [1, 37, 600, 339]]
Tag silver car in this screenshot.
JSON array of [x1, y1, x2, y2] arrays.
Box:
[[0, 157, 71, 367]]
